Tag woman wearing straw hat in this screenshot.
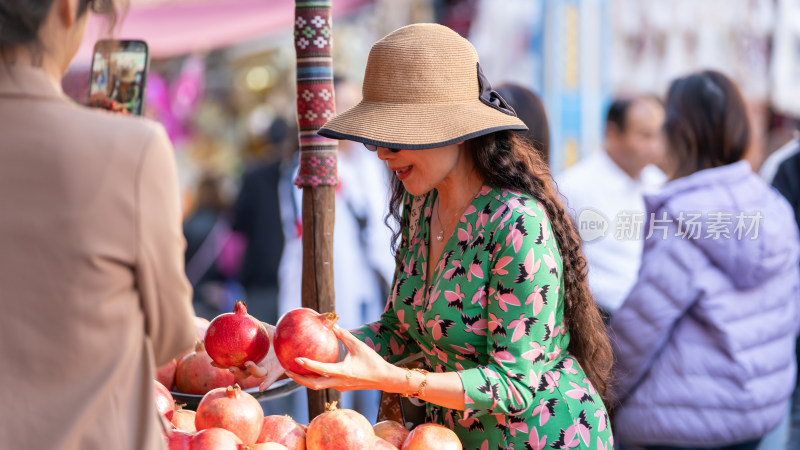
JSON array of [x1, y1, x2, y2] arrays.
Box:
[[109, 65, 141, 114], [243, 23, 613, 449]]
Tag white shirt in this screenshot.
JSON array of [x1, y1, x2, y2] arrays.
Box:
[[554, 150, 666, 313]]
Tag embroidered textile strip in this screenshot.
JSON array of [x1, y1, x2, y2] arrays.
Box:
[[294, 1, 338, 187]]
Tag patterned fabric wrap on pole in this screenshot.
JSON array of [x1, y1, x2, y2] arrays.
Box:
[[294, 0, 338, 187]]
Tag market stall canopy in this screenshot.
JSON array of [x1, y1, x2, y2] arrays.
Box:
[[73, 0, 369, 66]]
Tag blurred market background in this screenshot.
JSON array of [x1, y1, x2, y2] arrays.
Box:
[[60, 0, 799, 210]]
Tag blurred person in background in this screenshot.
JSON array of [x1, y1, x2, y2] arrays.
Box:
[[556, 95, 666, 321], [230, 117, 301, 419], [0, 0, 197, 448], [759, 129, 799, 185], [767, 131, 800, 229], [184, 173, 240, 319], [495, 83, 551, 165], [231, 118, 295, 327], [761, 126, 800, 450], [610, 70, 800, 450]]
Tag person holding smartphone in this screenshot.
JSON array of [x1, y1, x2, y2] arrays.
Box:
[[0, 1, 197, 449]]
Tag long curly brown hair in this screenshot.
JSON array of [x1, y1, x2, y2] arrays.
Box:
[[385, 130, 614, 409]]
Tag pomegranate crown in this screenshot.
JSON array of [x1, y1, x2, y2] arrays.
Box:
[[324, 401, 339, 411], [321, 311, 339, 327], [233, 300, 248, 314]]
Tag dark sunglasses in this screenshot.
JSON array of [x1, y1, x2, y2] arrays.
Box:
[[363, 143, 401, 153]]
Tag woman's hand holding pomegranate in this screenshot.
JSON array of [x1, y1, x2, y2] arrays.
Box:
[[285, 325, 407, 393], [227, 322, 286, 391], [271, 309, 465, 410]]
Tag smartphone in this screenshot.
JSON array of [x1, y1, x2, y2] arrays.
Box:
[[88, 39, 149, 116]]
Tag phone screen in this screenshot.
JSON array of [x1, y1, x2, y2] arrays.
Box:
[[88, 40, 149, 116]]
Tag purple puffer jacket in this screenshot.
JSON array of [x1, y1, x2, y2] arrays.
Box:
[[610, 160, 800, 447]]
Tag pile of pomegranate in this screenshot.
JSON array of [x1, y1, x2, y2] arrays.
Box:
[[154, 307, 463, 449], [158, 390, 461, 450]]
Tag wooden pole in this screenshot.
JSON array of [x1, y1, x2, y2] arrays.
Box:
[[293, 0, 340, 419], [300, 187, 338, 418]]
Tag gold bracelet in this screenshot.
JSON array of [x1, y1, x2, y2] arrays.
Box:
[[402, 368, 428, 398]]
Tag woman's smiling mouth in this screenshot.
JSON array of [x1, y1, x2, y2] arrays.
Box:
[[391, 165, 412, 180]]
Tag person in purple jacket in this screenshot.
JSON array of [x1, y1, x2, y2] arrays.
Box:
[[610, 70, 800, 450]]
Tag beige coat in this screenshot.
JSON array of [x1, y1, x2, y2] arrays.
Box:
[[0, 65, 196, 449]]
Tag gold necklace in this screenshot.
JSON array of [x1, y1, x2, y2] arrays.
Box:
[[435, 198, 460, 242], [435, 200, 445, 241]]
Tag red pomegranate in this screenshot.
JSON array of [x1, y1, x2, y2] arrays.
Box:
[[157, 358, 178, 390], [188, 428, 243, 450], [401, 424, 461, 450], [195, 384, 264, 445], [166, 430, 193, 450], [176, 341, 236, 395], [273, 308, 339, 375], [205, 301, 270, 369], [194, 316, 211, 341], [171, 409, 197, 433], [257, 415, 306, 450], [154, 379, 176, 420], [373, 421, 409, 449], [306, 402, 374, 450], [374, 437, 399, 450]]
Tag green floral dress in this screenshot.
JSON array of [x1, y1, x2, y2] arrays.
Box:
[[354, 186, 613, 450]]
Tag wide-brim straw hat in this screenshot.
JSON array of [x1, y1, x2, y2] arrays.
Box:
[[318, 23, 528, 150]]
